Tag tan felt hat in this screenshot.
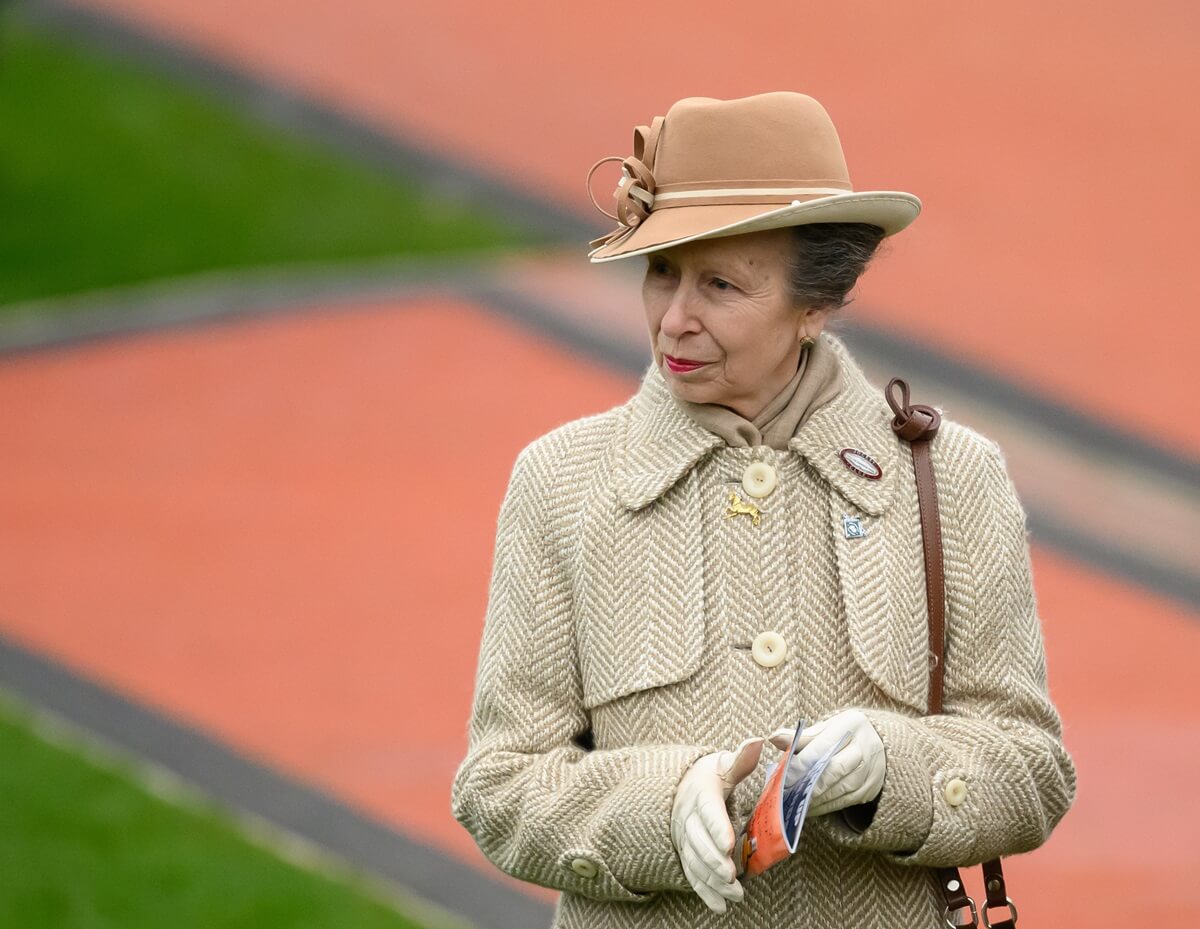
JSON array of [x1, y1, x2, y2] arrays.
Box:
[[586, 91, 921, 263]]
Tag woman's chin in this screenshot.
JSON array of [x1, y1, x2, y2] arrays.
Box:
[[667, 382, 710, 405]]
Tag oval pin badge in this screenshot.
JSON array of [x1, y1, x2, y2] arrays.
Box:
[[838, 447, 882, 480]]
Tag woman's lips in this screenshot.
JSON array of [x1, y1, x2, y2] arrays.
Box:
[[664, 354, 711, 373]]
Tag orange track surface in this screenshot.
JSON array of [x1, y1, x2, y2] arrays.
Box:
[[66, 0, 1200, 456], [0, 299, 1196, 924]]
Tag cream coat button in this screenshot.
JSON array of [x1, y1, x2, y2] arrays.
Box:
[[944, 777, 968, 807], [751, 631, 787, 667], [570, 857, 598, 878], [742, 461, 778, 498]]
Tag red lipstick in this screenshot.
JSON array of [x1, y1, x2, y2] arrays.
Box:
[[664, 354, 711, 373]]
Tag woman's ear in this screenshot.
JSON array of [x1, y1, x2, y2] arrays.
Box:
[[800, 305, 834, 341]]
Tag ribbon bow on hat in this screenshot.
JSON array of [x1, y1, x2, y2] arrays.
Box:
[[585, 115, 665, 251]]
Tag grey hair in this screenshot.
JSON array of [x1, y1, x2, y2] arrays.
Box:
[[785, 223, 888, 313]]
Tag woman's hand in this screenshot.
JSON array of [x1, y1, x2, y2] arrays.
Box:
[[768, 710, 885, 817], [670, 736, 764, 913]]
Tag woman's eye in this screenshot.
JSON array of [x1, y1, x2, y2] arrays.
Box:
[[711, 277, 734, 291]]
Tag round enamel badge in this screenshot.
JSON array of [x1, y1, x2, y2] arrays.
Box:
[[838, 447, 882, 480]]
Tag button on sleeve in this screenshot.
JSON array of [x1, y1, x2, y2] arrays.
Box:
[[943, 777, 968, 807]]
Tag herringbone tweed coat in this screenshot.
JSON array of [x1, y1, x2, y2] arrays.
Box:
[[451, 331, 1076, 929]]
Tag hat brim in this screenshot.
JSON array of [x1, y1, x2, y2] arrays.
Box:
[[587, 191, 921, 263]]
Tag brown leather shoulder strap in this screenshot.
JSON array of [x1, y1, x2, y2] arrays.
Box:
[[885, 378, 946, 712], [886, 377, 1012, 929]]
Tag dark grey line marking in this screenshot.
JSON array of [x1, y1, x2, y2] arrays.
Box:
[[0, 259, 494, 357], [837, 321, 1200, 489], [1025, 512, 1199, 610], [0, 632, 555, 929], [12, 0, 602, 245], [463, 281, 649, 376]]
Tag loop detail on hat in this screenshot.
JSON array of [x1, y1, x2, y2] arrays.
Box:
[[587, 115, 666, 251], [585, 156, 623, 221]]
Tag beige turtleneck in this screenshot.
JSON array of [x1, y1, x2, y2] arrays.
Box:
[[670, 333, 843, 449]]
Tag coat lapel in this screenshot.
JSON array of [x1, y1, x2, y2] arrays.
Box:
[[610, 333, 931, 713], [576, 362, 718, 708], [791, 334, 931, 713], [614, 360, 724, 512]]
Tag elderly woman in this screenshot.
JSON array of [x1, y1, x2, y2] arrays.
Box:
[[451, 92, 1075, 929]]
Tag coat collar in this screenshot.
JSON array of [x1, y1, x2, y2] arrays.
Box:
[[614, 331, 902, 515]]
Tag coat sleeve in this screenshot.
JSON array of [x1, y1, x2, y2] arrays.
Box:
[[450, 439, 720, 903], [822, 435, 1077, 867]]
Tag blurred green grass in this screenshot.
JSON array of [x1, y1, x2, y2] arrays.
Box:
[[0, 694, 436, 929], [0, 14, 544, 309]]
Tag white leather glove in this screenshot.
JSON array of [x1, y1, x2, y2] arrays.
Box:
[[767, 710, 885, 818], [670, 736, 764, 913]]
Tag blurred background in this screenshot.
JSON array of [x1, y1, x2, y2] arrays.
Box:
[[0, 0, 1197, 926]]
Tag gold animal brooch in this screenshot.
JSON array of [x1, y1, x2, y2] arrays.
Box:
[[725, 490, 763, 527]]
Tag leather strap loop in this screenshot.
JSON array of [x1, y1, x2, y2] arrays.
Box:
[[981, 859, 1017, 928], [886, 376, 942, 442], [936, 866, 977, 927], [587, 115, 666, 252]]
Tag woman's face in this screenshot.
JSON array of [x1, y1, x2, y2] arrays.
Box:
[[642, 227, 831, 418]]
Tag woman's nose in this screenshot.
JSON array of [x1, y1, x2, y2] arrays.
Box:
[[660, 285, 700, 337]]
